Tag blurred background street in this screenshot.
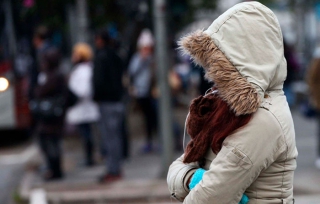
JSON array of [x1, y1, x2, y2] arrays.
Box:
[[0, 108, 320, 203], [1, 0, 320, 203]]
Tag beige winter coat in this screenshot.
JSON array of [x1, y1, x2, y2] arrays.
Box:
[[167, 2, 298, 204]]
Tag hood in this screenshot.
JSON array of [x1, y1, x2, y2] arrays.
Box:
[[179, 1, 287, 116]]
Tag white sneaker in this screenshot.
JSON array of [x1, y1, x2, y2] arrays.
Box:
[[315, 158, 320, 169]]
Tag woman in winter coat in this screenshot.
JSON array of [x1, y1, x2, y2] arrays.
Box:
[[34, 48, 65, 180], [167, 2, 297, 204], [66, 43, 100, 166]]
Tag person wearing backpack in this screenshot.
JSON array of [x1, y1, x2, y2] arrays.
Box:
[[33, 48, 66, 180], [66, 43, 100, 167]]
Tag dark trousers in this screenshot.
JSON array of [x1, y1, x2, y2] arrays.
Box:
[[39, 133, 62, 177], [77, 123, 94, 165], [137, 97, 158, 144], [98, 102, 124, 174], [99, 105, 129, 160]]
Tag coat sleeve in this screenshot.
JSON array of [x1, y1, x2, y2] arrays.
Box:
[[128, 54, 140, 76], [183, 109, 286, 204], [69, 65, 92, 98], [167, 154, 198, 202]]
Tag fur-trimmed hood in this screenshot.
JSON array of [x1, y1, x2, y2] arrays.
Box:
[[179, 1, 287, 115]]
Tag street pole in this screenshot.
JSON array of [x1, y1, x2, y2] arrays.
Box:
[[153, 0, 174, 178], [4, 0, 17, 58], [67, 5, 78, 47], [76, 0, 89, 43], [295, 0, 309, 71]]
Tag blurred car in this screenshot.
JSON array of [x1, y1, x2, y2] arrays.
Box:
[[0, 55, 31, 143]]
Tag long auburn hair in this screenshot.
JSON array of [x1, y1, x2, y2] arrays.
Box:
[[183, 90, 252, 164], [209, 96, 252, 153]]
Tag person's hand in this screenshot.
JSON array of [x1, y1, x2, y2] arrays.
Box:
[[188, 168, 249, 204], [239, 194, 249, 204], [188, 168, 206, 190]]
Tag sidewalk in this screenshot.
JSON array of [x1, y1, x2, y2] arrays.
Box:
[[18, 108, 320, 203], [19, 136, 181, 204], [291, 108, 320, 203], [18, 105, 189, 204]]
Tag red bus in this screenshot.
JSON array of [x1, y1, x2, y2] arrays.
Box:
[[0, 57, 31, 136]]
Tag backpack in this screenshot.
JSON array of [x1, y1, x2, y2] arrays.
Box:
[[29, 95, 66, 122]]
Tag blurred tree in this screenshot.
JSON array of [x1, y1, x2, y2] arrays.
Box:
[[19, 0, 128, 30], [167, 0, 280, 36], [88, 0, 126, 28], [20, 0, 72, 28], [258, 0, 276, 5], [23, 0, 35, 8], [168, 0, 217, 33]]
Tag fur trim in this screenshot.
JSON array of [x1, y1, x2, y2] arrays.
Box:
[[178, 30, 260, 115]]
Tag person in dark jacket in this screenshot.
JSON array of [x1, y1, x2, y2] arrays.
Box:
[[30, 26, 52, 100], [93, 30, 125, 183], [33, 48, 65, 180]]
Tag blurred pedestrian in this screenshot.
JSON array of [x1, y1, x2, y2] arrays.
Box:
[[32, 48, 66, 180], [28, 26, 54, 138], [93, 30, 125, 183], [66, 43, 100, 167], [283, 40, 299, 107], [128, 29, 158, 153], [167, 2, 297, 203], [15, 38, 33, 78], [30, 26, 52, 100], [307, 46, 320, 169]]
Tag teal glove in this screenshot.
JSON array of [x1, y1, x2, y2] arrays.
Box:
[[188, 168, 206, 190], [240, 194, 249, 204], [188, 168, 249, 204]]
